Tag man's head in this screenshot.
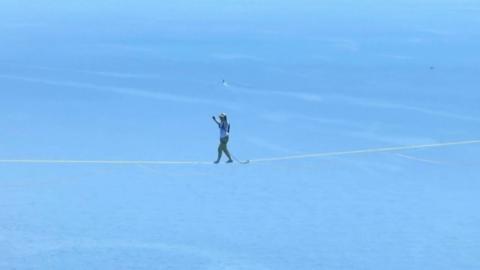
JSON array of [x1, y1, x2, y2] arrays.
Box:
[[219, 113, 227, 121]]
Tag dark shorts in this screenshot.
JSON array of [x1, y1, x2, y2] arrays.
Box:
[[220, 136, 229, 144]]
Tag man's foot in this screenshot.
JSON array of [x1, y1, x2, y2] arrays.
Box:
[[214, 160, 220, 164], [226, 159, 233, 163]]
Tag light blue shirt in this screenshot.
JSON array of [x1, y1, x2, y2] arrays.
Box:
[[219, 121, 230, 139]]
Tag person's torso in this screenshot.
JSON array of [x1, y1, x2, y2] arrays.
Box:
[[219, 122, 230, 138]]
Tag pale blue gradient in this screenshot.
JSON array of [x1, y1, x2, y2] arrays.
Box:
[[1, 1, 480, 269]]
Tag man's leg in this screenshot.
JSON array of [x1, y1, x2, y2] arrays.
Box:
[[215, 141, 223, 163], [222, 137, 233, 162], [224, 147, 233, 163]]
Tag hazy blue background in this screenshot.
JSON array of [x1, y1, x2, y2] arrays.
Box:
[[1, 1, 479, 269]]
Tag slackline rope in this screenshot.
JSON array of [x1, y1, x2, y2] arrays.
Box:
[[0, 139, 478, 165]]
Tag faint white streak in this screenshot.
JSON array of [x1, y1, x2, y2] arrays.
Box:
[[224, 82, 323, 103], [0, 74, 215, 105], [211, 53, 263, 62], [4, 63, 166, 79], [405, 37, 426, 44], [417, 28, 452, 37], [3, 64, 217, 89], [395, 153, 445, 165], [97, 43, 161, 55], [349, 130, 437, 146], [259, 111, 365, 130], [311, 55, 332, 61], [321, 38, 360, 52], [259, 112, 292, 123], [251, 139, 480, 163], [378, 53, 414, 61], [1, 22, 48, 29], [329, 94, 480, 123], [8, 236, 270, 270], [85, 71, 160, 78], [453, 7, 480, 12]]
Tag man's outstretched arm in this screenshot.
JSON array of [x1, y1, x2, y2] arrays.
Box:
[[212, 116, 220, 125]]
